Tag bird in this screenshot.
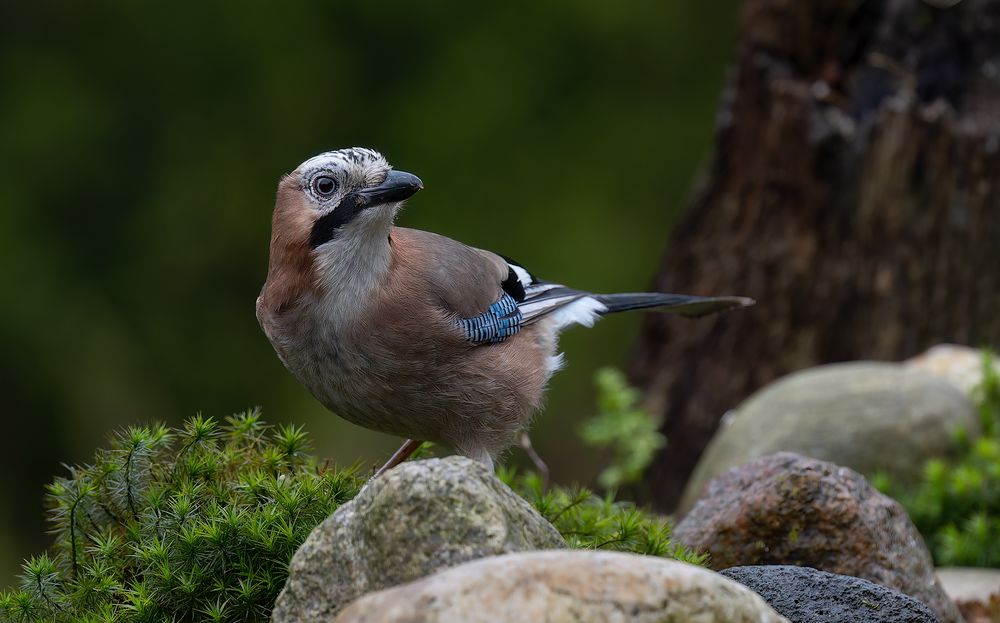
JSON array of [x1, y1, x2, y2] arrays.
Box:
[[257, 148, 752, 476]]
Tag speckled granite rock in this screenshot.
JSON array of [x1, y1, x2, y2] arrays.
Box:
[[335, 551, 791, 623], [680, 362, 977, 513], [722, 565, 939, 623], [674, 453, 963, 623], [271, 456, 564, 623]]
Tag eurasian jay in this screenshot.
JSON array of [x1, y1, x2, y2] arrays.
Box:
[[257, 148, 751, 476]]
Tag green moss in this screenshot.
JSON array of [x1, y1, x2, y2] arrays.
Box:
[[861, 597, 882, 611], [499, 468, 705, 564], [0, 410, 362, 623], [501, 367, 703, 564], [787, 525, 800, 543]]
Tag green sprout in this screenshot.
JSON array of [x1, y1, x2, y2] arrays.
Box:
[[578, 367, 666, 489]]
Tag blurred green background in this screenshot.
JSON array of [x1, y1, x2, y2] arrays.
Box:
[[0, 0, 739, 583]]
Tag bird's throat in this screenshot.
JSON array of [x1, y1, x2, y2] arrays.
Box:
[[312, 223, 393, 327]]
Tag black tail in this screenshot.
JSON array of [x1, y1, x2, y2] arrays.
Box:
[[592, 293, 754, 318]]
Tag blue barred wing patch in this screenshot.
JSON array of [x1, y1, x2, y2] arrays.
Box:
[[458, 293, 523, 344]]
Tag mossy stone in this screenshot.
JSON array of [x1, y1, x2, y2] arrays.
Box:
[[271, 456, 564, 623]]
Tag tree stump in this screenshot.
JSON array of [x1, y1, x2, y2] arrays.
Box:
[[632, 0, 1000, 510]]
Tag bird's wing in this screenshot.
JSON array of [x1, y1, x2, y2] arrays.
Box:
[[389, 228, 749, 347], [391, 229, 587, 344], [454, 253, 753, 342], [496, 254, 603, 325], [459, 251, 606, 344], [390, 228, 511, 318]]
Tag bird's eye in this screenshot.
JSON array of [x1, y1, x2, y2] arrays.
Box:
[[312, 176, 337, 197]]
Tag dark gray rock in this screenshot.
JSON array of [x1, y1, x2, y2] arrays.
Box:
[[271, 456, 564, 623], [721, 565, 939, 623]]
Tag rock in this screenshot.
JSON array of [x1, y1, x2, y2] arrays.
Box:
[[722, 565, 939, 623], [937, 567, 1000, 623], [955, 595, 1000, 623], [680, 362, 977, 513], [673, 452, 963, 623], [271, 456, 564, 623], [938, 567, 1000, 604], [905, 344, 993, 396], [334, 551, 792, 623]]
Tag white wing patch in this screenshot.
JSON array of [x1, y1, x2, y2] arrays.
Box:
[[500, 257, 607, 332], [495, 259, 608, 381], [545, 296, 608, 331], [508, 263, 533, 289]]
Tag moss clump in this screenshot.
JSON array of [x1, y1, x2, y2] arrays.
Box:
[[504, 367, 703, 563], [875, 351, 1000, 566], [0, 410, 361, 623], [500, 469, 706, 564]]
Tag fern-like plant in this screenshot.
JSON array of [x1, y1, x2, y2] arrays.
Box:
[[0, 410, 361, 623]]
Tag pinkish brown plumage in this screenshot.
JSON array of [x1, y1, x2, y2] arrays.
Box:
[[257, 148, 751, 474]]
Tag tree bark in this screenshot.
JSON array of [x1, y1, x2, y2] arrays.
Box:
[[633, 0, 1000, 511]]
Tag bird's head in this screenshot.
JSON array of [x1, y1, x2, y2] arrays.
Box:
[[273, 147, 423, 251], [260, 148, 422, 313]]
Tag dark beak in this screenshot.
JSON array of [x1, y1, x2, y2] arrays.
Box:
[[353, 170, 423, 207], [309, 170, 423, 248]]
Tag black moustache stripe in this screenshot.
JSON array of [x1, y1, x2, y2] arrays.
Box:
[[309, 194, 365, 248]]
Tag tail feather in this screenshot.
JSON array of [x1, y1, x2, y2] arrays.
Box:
[[592, 293, 754, 318]]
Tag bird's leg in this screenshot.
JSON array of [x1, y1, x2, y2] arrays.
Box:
[[373, 438, 423, 478], [519, 432, 550, 489]]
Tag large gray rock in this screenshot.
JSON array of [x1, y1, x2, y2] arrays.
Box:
[[271, 456, 564, 623], [673, 453, 963, 623], [335, 551, 792, 623], [680, 362, 977, 513], [722, 565, 939, 623]]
